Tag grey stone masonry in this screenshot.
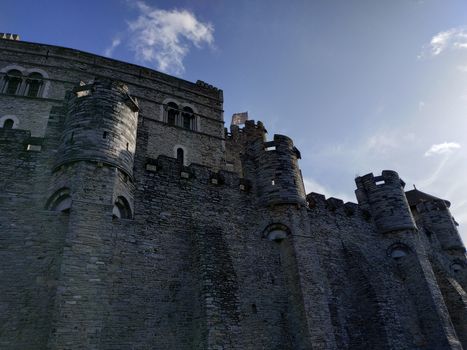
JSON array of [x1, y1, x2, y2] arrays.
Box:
[[355, 170, 417, 233], [0, 37, 466, 350]]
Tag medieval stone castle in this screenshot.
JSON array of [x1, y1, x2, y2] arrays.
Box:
[[0, 34, 466, 350]]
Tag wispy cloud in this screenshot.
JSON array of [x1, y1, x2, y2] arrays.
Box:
[[418, 101, 425, 111], [429, 27, 467, 56], [364, 131, 417, 155], [424, 142, 461, 156], [123, 1, 214, 75], [104, 37, 121, 57]]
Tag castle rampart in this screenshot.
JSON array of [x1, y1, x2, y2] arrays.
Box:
[[0, 37, 466, 350]]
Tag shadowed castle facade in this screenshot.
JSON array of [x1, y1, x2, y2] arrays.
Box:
[[0, 36, 466, 350]]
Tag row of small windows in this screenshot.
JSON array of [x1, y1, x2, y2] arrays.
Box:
[[1, 70, 44, 97], [165, 102, 197, 131]]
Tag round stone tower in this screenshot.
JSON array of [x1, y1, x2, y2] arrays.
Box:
[[246, 133, 306, 206], [55, 77, 139, 177], [355, 170, 416, 233], [416, 199, 465, 252]]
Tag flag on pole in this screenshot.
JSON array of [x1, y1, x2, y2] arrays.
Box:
[[231, 112, 248, 126]]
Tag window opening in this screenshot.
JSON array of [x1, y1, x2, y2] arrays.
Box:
[[182, 106, 194, 130], [25, 72, 43, 97], [46, 188, 72, 213], [451, 263, 463, 273], [177, 148, 184, 166], [113, 196, 132, 219], [3, 119, 14, 129], [4, 70, 22, 95], [167, 102, 178, 126], [390, 249, 407, 260]]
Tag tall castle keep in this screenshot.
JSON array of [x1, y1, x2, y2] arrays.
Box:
[[0, 36, 466, 350]]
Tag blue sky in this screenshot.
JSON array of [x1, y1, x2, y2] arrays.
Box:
[[3, 0, 467, 242]]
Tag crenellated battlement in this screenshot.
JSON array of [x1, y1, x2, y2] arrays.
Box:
[[195, 80, 223, 101], [355, 170, 405, 195], [306, 192, 360, 217], [144, 154, 253, 192], [226, 119, 267, 143]]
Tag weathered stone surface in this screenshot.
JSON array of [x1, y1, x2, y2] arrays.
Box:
[[0, 37, 466, 350]]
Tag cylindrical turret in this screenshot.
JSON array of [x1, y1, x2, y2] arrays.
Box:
[[416, 200, 465, 252], [246, 134, 306, 206], [55, 78, 139, 177], [355, 170, 416, 233]]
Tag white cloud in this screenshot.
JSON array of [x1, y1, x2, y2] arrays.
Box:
[[424, 142, 461, 157], [104, 37, 121, 57], [429, 27, 467, 56], [458, 65, 467, 73], [125, 1, 214, 75]]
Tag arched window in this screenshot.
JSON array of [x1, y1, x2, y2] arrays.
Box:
[[182, 106, 195, 130], [25, 72, 43, 97], [46, 188, 72, 213], [167, 102, 178, 126], [113, 196, 132, 219], [177, 147, 184, 166], [263, 223, 290, 242], [390, 249, 407, 259], [387, 243, 411, 260], [3, 119, 14, 129], [3, 69, 22, 95]]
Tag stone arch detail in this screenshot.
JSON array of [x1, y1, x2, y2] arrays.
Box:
[[112, 195, 133, 219], [0, 115, 19, 129], [386, 242, 412, 260], [173, 144, 188, 166], [46, 187, 72, 212], [0, 64, 50, 97], [161, 98, 181, 123], [25, 67, 50, 98], [262, 223, 291, 241], [180, 102, 200, 131], [0, 64, 27, 74]]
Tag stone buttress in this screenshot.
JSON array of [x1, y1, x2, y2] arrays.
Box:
[[230, 121, 337, 349]]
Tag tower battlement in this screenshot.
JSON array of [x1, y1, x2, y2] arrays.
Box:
[[355, 170, 416, 233], [54, 78, 139, 177]]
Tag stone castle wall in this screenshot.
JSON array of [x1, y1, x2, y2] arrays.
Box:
[[0, 37, 466, 350]]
